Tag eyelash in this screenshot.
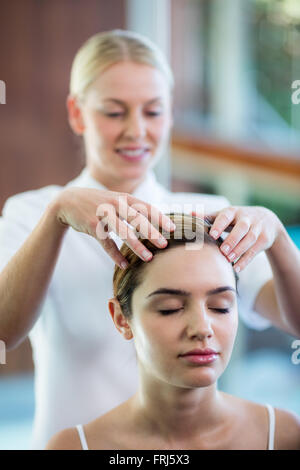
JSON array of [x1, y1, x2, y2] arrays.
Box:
[[158, 308, 230, 315], [106, 112, 161, 118]]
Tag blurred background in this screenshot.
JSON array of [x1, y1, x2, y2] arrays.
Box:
[[0, 0, 299, 450]]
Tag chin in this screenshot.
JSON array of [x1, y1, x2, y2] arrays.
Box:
[[181, 368, 218, 389], [120, 163, 149, 173], [117, 162, 151, 180]]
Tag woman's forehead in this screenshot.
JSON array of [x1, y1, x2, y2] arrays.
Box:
[[87, 62, 170, 101], [134, 245, 236, 299]]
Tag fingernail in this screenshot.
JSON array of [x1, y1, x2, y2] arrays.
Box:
[[158, 238, 167, 247], [121, 261, 128, 269], [234, 265, 240, 273], [210, 230, 218, 239], [142, 250, 152, 260], [222, 244, 230, 254], [228, 252, 236, 261], [167, 221, 176, 230]]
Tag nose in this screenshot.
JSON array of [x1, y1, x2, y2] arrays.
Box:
[[186, 308, 214, 341], [124, 112, 146, 139]]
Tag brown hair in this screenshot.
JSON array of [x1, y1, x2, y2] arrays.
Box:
[[113, 213, 239, 318]]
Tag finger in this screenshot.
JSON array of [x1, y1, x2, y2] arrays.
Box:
[[96, 201, 166, 260], [191, 211, 235, 233], [127, 210, 169, 249], [123, 196, 177, 246], [219, 218, 252, 256], [223, 225, 260, 262], [126, 195, 176, 232], [101, 215, 154, 262], [95, 221, 129, 269], [116, 197, 170, 249], [208, 207, 236, 239], [232, 237, 266, 272]]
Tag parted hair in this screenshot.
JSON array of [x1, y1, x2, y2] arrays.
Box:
[[70, 29, 174, 99]]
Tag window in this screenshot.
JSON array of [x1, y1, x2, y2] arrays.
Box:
[[171, 0, 300, 157]]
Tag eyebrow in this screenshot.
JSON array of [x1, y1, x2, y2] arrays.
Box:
[[146, 286, 236, 299], [102, 97, 163, 106]]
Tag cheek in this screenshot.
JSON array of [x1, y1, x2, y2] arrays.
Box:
[[151, 116, 171, 141], [215, 314, 238, 354], [132, 319, 172, 361], [89, 114, 122, 142]]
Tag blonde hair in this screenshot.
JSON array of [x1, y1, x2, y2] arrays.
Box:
[[70, 29, 174, 99], [113, 213, 239, 319]]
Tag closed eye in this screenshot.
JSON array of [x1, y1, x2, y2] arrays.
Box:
[[146, 111, 161, 116], [106, 111, 161, 118], [211, 308, 230, 314], [158, 308, 183, 315], [106, 113, 124, 118], [158, 308, 230, 315]]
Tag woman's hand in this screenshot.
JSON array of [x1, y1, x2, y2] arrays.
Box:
[[193, 206, 285, 273], [51, 187, 176, 269]]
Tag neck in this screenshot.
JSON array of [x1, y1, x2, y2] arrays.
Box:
[[131, 370, 226, 446]]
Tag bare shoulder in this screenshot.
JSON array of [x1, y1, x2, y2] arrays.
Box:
[[275, 407, 300, 450], [45, 401, 133, 451], [220, 393, 299, 450], [85, 401, 134, 450], [45, 427, 82, 450]]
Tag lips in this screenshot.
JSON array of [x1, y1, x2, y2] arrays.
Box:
[[179, 348, 219, 365], [180, 348, 218, 357]]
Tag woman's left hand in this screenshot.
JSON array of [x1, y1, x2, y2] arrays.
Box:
[[192, 206, 285, 273]]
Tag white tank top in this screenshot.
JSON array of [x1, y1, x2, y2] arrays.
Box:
[[75, 404, 276, 450]]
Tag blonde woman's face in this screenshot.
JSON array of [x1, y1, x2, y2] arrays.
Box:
[[129, 244, 238, 389], [78, 61, 173, 186]]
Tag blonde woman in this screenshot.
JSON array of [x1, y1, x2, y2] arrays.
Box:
[[45, 214, 300, 450], [0, 30, 299, 450]]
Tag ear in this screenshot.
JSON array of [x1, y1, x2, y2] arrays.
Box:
[[108, 298, 133, 340], [66, 94, 86, 135]]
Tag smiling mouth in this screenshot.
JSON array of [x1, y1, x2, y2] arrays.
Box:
[[115, 148, 150, 161]]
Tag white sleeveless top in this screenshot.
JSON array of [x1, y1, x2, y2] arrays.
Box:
[[75, 404, 276, 450]]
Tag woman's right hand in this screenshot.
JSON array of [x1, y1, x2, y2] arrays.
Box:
[[51, 187, 176, 269]]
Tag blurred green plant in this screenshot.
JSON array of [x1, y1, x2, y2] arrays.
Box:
[[253, 0, 300, 128]]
